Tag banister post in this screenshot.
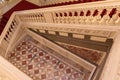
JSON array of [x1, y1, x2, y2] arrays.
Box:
[[44, 12, 54, 23]]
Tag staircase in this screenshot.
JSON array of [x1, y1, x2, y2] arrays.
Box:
[[0, 0, 40, 34], [0, 0, 114, 35], [0, 0, 120, 80]]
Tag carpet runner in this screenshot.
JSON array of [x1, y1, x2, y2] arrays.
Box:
[[8, 36, 92, 80], [0, 0, 40, 34]]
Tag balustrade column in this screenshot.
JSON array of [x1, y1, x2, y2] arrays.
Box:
[[100, 31, 120, 80]]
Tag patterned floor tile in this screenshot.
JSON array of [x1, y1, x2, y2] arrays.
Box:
[[8, 36, 93, 80]]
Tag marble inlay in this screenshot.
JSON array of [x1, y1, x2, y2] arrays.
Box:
[[8, 36, 93, 80]]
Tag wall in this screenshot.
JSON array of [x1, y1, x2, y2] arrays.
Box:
[[0, 56, 32, 80]]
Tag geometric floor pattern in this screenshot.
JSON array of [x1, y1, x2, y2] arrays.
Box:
[[8, 36, 92, 80]]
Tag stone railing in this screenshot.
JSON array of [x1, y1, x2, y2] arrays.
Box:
[[0, 12, 20, 57], [18, 12, 46, 23], [16, 0, 120, 26]]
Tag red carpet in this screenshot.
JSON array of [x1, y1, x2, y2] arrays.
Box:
[[0, 0, 40, 34]]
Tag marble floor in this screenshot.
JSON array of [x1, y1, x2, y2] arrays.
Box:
[[56, 42, 106, 65], [7, 36, 92, 80]]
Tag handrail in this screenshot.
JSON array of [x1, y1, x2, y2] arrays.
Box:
[[0, 12, 19, 57], [14, 0, 120, 26]]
